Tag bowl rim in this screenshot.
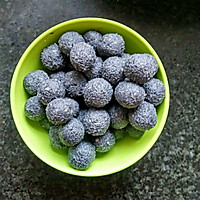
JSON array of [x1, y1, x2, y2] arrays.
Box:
[[10, 17, 170, 177]]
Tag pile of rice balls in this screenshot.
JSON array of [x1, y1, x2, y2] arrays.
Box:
[[23, 30, 165, 170]]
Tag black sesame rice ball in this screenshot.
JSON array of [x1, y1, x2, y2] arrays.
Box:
[[108, 104, 129, 129], [114, 81, 146, 109], [84, 57, 103, 80], [83, 30, 103, 49], [143, 78, 165, 106], [46, 98, 74, 125], [101, 56, 124, 85], [49, 125, 67, 150], [125, 124, 145, 139], [41, 43, 66, 71], [83, 108, 110, 136], [39, 117, 53, 130], [23, 70, 49, 95], [50, 71, 66, 85], [84, 78, 113, 108], [70, 42, 96, 72], [59, 118, 85, 147], [93, 130, 115, 153], [111, 128, 126, 140], [58, 31, 85, 56], [24, 96, 45, 121], [97, 33, 125, 57], [124, 53, 158, 84], [37, 79, 65, 105], [64, 71, 87, 98], [128, 101, 157, 131], [68, 141, 96, 170]]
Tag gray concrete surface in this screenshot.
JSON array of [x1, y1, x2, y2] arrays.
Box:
[[0, 0, 200, 199]]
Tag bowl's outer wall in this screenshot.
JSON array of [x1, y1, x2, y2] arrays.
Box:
[[10, 18, 170, 177]]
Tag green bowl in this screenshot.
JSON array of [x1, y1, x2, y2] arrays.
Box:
[[10, 18, 170, 177]]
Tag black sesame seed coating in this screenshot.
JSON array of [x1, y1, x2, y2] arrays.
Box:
[[39, 117, 53, 130], [121, 53, 131, 59], [59, 118, 85, 147], [128, 101, 157, 131], [83, 31, 103, 49], [108, 104, 129, 129], [143, 78, 165, 106], [83, 109, 110, 136], [84, 78, 113, 108], [111, 128, 126, 140], [41, 43, 66, 71], [84, 57, 103, 80], [64, 97, 80, 117], [50, 71, 66, 85], [37, 79, 65, 105], [97, 33, 125, 57], [58, 31, 85, 56], [68, 141, 96, 170], [46, 98, 74, 125], [124, 77, 131, 82], [102, 56, 124, 85], [64, 71, 87, 98], [70, 42, 96, 72], [93, 130, 115, 153], [77, 110, 87, 124], [114, 81, 146, 109], [121, 53, 131, 68], [49, 125, 67, 149], [125, 124, 145, 139], [23, 70, 49, 95], [124, 53, 158, 84], [24, 96, 45, 121]]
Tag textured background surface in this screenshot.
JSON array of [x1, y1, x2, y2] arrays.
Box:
[[0, 0, 200, 199]]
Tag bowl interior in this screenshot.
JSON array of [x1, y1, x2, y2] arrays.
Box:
[[10, 18, 169, 177]]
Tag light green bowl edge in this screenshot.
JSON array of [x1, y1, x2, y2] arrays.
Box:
[[10, 17, 170, 177]]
